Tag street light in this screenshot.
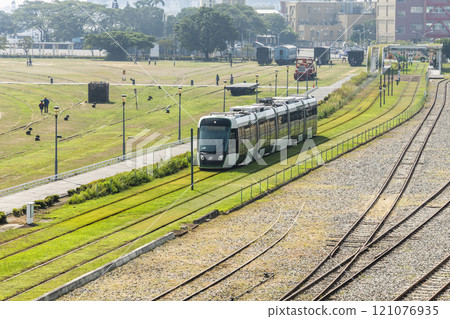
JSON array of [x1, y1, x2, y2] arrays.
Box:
[[269, 29, 288, 46], [275, 70, 278, 96], [223, 80, 227, 112], [178, 86, 182, 141], [286, 66, 289, 97], [412, 30, 433, 42], [255, 74, 259, 102], [54, 105, 60, 177], [122, 94, 126, 157]]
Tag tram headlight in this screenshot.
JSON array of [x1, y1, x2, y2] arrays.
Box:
[[200, 155, 205, 161], [218, 155, 224, 161]]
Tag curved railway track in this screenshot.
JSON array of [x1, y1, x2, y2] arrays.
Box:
[[152, 208, 300, 301], [279, 79, 449, 301], [394, 254, 450, 301]]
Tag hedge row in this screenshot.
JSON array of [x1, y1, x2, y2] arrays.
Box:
[[318, 72, 369, 120], [68, 152, 191, 205], [0, 212, 6, 224]]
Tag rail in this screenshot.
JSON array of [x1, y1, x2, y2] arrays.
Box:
[[235, 79, 429, 207], [0, 136, 194, 198]]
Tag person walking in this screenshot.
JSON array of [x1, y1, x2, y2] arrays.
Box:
[[39, 101, 44, 114], [230, 74, 234, 85], [43, 97, 49, 113], [216, 74, 220, 86]]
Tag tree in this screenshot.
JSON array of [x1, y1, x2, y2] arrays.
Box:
[[213, 4, 266, 42], [135, 0, 165, 8], [12, 1, 55, 42], [176, 7, 238, 60], [0, 11, 16, 35], [350, 19, 376, 46], [435, 38, 450, 58], [18, 36, 34, 57], [84, 31, 155, 60], [263, 13, 287, 34], [0, 37, 7, 50], [279, 27, 298, 45]]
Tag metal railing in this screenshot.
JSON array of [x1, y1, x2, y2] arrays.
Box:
[[236, 80, 428, 206], [0, 136, 194, 198]]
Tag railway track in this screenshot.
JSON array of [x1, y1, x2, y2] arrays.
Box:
[[321, 65, 424, 141], [280, 79, 448, 301], [0, 66, 429, 301], [394, 254, 450, 301], [152, 207, 300, 301]]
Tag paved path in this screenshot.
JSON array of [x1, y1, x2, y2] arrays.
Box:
[[0, 74, 357, 213]]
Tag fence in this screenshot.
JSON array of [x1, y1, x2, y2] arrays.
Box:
[[0, 137, 193, 198], [233, 81, 428, 208]]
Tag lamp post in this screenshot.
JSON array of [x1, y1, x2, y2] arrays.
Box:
[[223, 80, 227, 112], [255, 74, 259, 102], [379, 74, 382, 108], [54, 105, 60, 177], [122, 94, 126, 157], [315, 60, 318, 87], [275, 70, 278, 96], [286, 66, 289, 97], [178, 86, 182, 141]]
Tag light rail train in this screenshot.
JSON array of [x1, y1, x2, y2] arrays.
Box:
[[198, 96, 318, 169]]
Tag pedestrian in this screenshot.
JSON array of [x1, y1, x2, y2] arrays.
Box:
[[230, 74, 234, 85], [396, 75, 400, 85], [43, 97, 49, 113], [329, 60, 333, 68], [216, 74, 220, 86], [39, 101, 44, 114], [133, 57, 137, 64], [230, 58, 232, 67], [148, 57, 151, 65], [154, 60, 156, 65], [29, 57, 32, 66], [26, 58, 29, 67]]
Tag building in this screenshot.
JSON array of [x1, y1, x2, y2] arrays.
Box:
[[221, 0, 246, 5], [377, 0, 450, 43], [284, 1, 375, 47], [200, 0, 216, 7]]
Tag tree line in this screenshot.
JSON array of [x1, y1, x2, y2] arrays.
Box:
[[0, 1, 296, 60]]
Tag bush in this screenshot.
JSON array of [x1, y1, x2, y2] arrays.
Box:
[[67, 152, 191, 205], [0, 212, 7, 224], [318, 72, 369, 120], [12, 208, 23, 217], [34, 200, 46, 209]]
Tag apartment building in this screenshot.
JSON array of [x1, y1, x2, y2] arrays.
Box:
[[284, 1, 375, 47], [377, 0, 450, 43]]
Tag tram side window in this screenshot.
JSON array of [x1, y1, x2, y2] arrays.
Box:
[[313, 105, 317, 115], [229, 129, 237, 153], [268, 118, 276, 140], [238, 127, 246, 154]]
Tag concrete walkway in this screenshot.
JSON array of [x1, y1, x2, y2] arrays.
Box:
[[0, 74, 357, 213]]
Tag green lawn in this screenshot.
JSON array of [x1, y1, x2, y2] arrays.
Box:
[[0, 58, 364, 188]]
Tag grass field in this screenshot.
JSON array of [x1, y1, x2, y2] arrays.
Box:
[[0, 58, 364, 188], [0, 62, 429, 300]]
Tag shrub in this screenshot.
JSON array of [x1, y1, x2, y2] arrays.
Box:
[[0, 212, 7, 224], [12, 208, 23, 217], [318, 72, 369, 120], [34, 200, 46, 209], [67, 152, 191, 205]]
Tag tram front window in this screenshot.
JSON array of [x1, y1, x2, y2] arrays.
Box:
[[199, 125, 230, 154]]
